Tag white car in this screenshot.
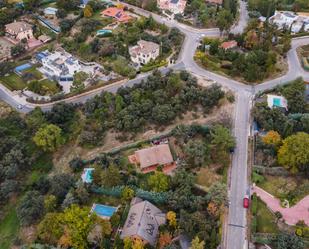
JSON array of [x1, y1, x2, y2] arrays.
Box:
[[17, 104, 23, 110]]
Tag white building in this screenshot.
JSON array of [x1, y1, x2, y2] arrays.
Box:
[[129, 40, 160, 67], [269, 11, 309, 33], [157, 0, 187, 15]]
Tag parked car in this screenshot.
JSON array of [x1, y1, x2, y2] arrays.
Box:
[[243, 195, 249, 208]]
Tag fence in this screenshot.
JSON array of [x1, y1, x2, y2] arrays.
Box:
[[253, 165, 290, 176]]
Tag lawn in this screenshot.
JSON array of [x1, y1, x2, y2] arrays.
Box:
[[39, 79, 61, 95], [256, 199, 279, 234], [24, 66, 44, 80], [1, 73, 26, 90], [196, 167, 222, 190], [0, 206, 20, 249]]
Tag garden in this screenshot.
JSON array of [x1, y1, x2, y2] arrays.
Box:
[[195, 19, 291, 83], [251, 78, 309, 247]]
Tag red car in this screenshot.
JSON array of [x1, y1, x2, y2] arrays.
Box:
[[243, 196, 250, 208]]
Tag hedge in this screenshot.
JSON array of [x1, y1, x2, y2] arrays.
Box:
[[251, 194, 258, 216], [91, 186, 168, 204], [140, 60, 168, 73]]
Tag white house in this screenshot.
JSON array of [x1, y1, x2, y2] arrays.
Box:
[[129, 40, 160, 67], [5, 21, 33, 41], [44, 7, 58, 17], [269, 11, 309, 33], [157, 0, 187, 15]]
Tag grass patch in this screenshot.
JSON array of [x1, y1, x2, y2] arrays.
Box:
[[0, 73, 26, 90], [39, 79, 61, 95], [24, 66, 43, 80], [196, 167, 222, 189], [0, 206, 20, 249], [256, 198, 279, 234]]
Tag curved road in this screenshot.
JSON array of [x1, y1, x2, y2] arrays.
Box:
[[1, 2, 309, 249]]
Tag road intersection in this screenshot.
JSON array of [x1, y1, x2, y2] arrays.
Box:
[[1, 2, 309, 248]]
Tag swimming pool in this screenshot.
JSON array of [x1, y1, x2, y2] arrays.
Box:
[[81, 168, 94, 183], [92, 204, 117, 218], [96, 29, 112, 36], [15, 63, 32, 74], [273, 98, 281, 107]]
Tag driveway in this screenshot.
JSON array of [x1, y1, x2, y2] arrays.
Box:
[[253, 186, 309, 226]]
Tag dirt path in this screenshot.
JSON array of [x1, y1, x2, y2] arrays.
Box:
[[253, 185, 309, 226]]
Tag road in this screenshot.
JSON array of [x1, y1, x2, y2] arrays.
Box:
[[1, 2, 309, 249]]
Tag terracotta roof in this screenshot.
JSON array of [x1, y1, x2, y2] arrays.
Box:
[[220, 40, 238, 50], [121, 199, 166, 246], [5, 21, 32, 34], [101, 7, 132, 23], [135, 144, 173, 169]]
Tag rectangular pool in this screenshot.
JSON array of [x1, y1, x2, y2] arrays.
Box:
[[92, 204, 118, 219]]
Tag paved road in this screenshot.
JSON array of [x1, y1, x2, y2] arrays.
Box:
[[1, 2, 309, 249], [231, 0, 249, 34]]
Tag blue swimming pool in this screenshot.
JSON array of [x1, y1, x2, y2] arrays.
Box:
[[96, 29, 112, 36], [15, 63, 32, 73], [273, 98, 281, 107], [82, 168, 94, 183], [92, 204, 117, 218]]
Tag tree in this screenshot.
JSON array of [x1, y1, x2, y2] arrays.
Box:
[[166, 211, 177, 228], [207, 182, 227, 207], [17, 191, 44, 226], [277, 233, 305, 249], [26, 107, 46, 133], [11, 43, 26, 57], [184, 139, 209, 167], [262, 130, 282, 147], [62, 204, 95, 249], [37, 212, 64, 245], [33, 124, 63, 152], [121, 187, 135, 202], [190, 236, 205, 249], [148, 171, 169, 192], [50, 174, 74, 202], [281, 78, 306, 113], [216, 9, 233, 33], [71, 72, 88, 93], [44, 195, 57, 212], [158, 232, 172, 249], [278, 132, 309, 173], [132, 238, 144, 249], [101, 165, 122, 187], [84, 4, 93, 17], [0, 61, 14, 76], [57, 0, 80, 10]]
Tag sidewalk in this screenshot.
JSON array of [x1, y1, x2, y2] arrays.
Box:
[[252, 186, 309, 226]]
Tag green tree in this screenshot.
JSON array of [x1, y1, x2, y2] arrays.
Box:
[[281, 78, 306, 113], [33, 124, 63, 152], [37, 212, 64, 245], [17, 191, 44, 226], [62, 204, 95, 249], [44, 195, 57, 212], [71, 72, 88, 93], [121, 187, 135, 202], [277, 233, 305, 249], [11, 43, 26, 57], [189, 236, 205, 249], [184, 139, 210, 167], [216, 9, 233, 33], [278, 132, 309, 173], [101, 165, 122, 187], [148, 171, 169, 192], [207, 182, 227, 206], [83, 4, 93, 18]]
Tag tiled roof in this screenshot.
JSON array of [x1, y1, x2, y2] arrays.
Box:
[[5, 21, 32, 34], [220, 40, 238, 50]]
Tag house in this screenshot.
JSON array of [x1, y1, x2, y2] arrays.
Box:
[[220, 40, 238, 50], [38, 35, 51, 43], [269, 11, 298, 30], [128, 143, 176, 173], [129, 40, 160, 67], [5, 21, 33, 42], [101, 7, 132, 23], [44, 7, 58, 17], [267, 94, 288, 110], [121, 198, 166, 246], [157, 0, 187, 15], [269, 11, 309, 33], [205, 0, 223, 5], [80, 0, 90, 8]]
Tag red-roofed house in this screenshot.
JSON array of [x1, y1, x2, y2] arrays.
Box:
[[128, 144, 176, 174], [220, 40, 238, 50], [101, 7, 132, 23]]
